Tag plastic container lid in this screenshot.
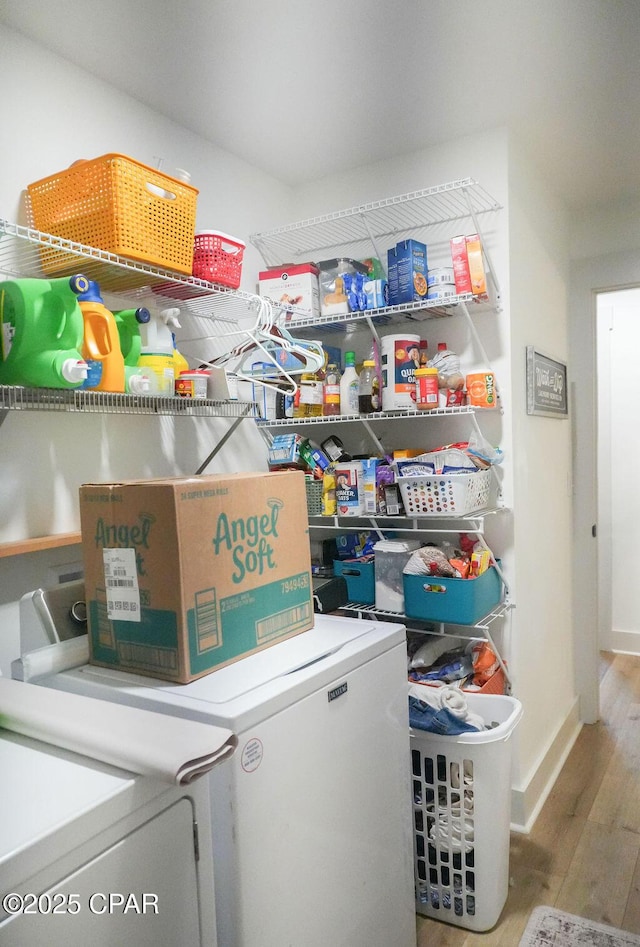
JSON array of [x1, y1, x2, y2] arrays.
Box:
[[373, 539, 422, 553], [195, 230, 246, 248]]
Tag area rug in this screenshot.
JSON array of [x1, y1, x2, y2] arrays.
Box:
[[520, 906, 640, 946]]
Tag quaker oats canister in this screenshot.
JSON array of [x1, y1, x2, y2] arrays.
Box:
[[381, 334, 421, 411]]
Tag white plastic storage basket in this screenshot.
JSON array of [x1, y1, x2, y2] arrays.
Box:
[[411, 693, 522, 931], [398, 468, 491, 517]]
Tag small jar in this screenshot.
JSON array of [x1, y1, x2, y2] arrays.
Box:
[[414, 366, 439, 411], [175, 370, 209, 399]]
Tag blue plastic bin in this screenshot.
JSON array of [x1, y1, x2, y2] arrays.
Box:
[[333, 557, 375, 604], [403, 564, 501, 624]]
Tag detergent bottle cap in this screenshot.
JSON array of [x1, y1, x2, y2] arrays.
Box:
[[72, 277, 104, 304]]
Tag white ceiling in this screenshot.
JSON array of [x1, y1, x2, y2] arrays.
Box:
[[2, 0, 640, 211]]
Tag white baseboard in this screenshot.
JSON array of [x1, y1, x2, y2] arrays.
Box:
[[509, 696, 582, 833], [607, 629, 640, 655]]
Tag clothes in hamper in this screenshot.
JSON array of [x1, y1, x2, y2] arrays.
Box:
[[408, 683, 484, 735]]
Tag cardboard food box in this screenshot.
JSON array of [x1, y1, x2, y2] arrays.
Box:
[[259, 263, 320, 319], [390, 239, 428, 305], [79, 470, 314, 683], [450, 234, 473, 294]]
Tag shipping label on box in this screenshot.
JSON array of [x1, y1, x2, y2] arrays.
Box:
[[79, 470, 314, 683], [259, 263, 320, 319]]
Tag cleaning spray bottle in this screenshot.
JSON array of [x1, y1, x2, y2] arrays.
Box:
[[0, 275, 88, 388], [113, 305, 160, 394], [71, 276, 126, 392], [138, 305, 186, 395]]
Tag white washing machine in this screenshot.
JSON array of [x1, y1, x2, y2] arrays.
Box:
[[0, 726, 216, 946], [16, 581, 417, 947]]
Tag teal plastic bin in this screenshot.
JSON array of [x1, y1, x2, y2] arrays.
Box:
[[403, 564, 501, 624], [333, 557, 375, 604]]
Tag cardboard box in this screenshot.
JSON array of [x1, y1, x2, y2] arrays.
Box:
[[465, 233, 488, 297], [390, 239, 428, 305], [259, 263, 320, 319], [450, 234, 472, 294], [79, 471, 314, 683]]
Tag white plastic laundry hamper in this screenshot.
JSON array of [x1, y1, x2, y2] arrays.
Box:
[[411, 692, 522, 932]]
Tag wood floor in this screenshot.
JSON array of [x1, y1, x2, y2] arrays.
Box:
[[416, 651, 640, 946]]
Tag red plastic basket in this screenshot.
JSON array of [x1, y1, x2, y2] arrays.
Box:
[[192, 230, 245, 288]]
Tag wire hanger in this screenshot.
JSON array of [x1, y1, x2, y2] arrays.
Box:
[[206, 295, 325, 394]]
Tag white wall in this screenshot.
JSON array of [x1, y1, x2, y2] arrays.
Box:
[[0, 25, 293, 672], [506, 137, 577, 827]]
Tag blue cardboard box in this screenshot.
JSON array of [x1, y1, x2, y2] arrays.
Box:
[[333, 557, 375, 605], [403, 564, 501, 625], [389, 239, 428, 306]]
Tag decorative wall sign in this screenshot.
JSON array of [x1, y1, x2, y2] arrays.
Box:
[[526, 346, 568, 418]]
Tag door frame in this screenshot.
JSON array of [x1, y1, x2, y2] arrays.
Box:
[[570, 252, 640, 723]]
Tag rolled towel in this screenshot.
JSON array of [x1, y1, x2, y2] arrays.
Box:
[[408, 682, 443, 709], [439, 685, 468, 717], [439, 684, 486, 732]]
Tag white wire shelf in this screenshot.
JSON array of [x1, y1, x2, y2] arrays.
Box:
[[267, 292, 494, 331], [250, 178, 502, 265], [0, 385, 260, 418], [0, 220, 258, 323], [306, 509, 507, 529], [339, 601, 511, 631], [257, 405, 477, 427]]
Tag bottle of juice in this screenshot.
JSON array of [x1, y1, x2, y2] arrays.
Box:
[[323, 362, 341, 416], [358, 359, 380, 414], [339, 351, 359, 415]]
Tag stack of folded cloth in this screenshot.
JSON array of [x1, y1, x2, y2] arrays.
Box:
[[408, 682, 485, 735]]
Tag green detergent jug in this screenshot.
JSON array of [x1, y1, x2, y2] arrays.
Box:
[[0, 276, 88, 388]]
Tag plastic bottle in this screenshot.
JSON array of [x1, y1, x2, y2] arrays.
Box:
[[0, 275, 88, 389], [358, 359, 381, 414], [323, 362, 341, 416], [112, 305, 160, 394], [339, 351, 359, 415], [414, 366, 440, 410], [429, 341, 464, 391], [72, 277, 126, 392], [295, 360, 326, 418], [138, 306, 184, 396], [321, 469, 337, 516]]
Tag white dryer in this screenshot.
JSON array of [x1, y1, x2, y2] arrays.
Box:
[[16, 581, 417, 947], [0, 728, 216, 945]]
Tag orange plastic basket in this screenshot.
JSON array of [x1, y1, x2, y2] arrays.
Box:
[[27, 154, 199, 275], [417, 665, 507, 697]]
